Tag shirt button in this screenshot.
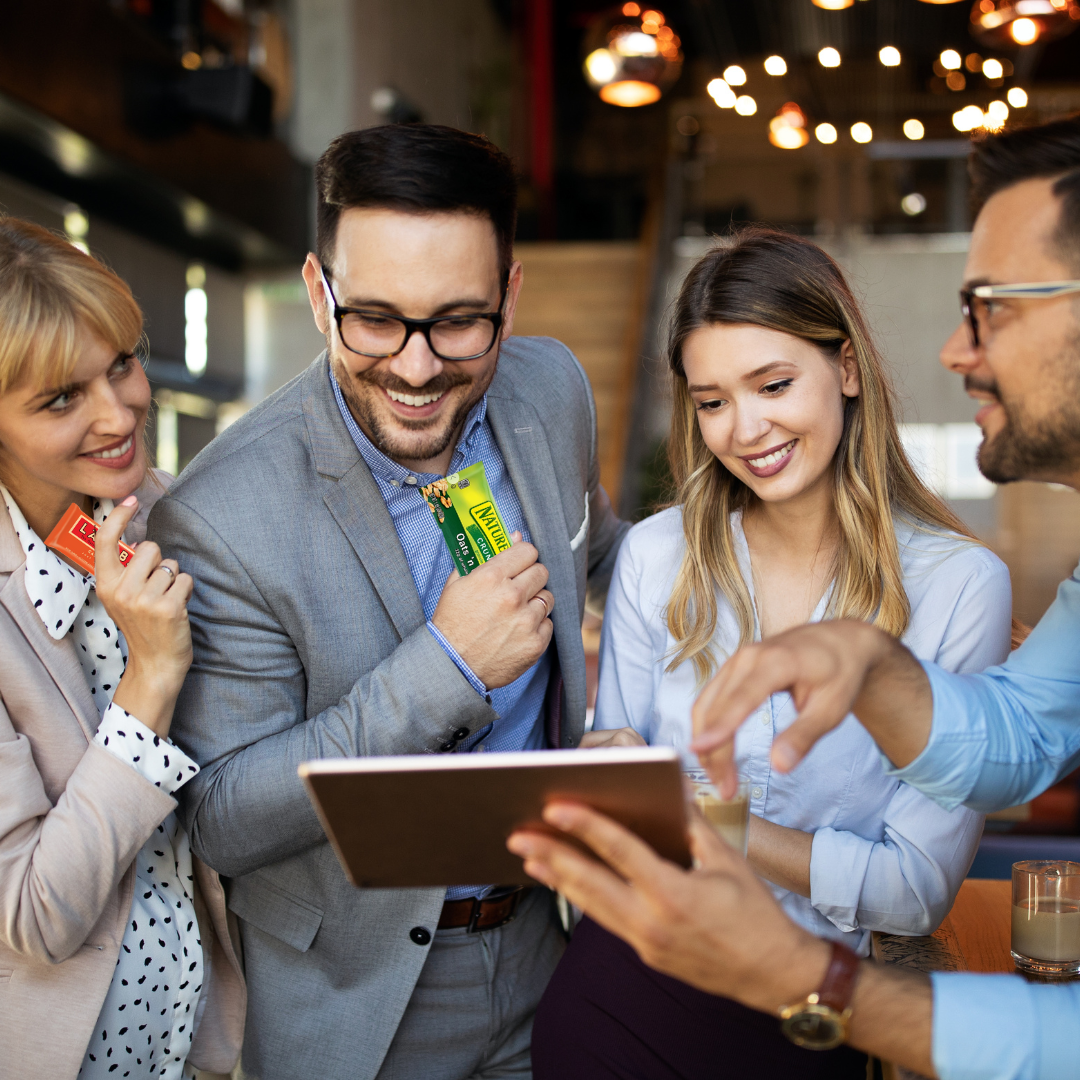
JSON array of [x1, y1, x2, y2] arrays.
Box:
[[405, 476, 418, 485], [752, 786, 764, 800], [440, 741, 455, 752], [760, 714, 770, 726], [409, 926, 431, 946], [390, 479, 400, 487], [453, 727, 470, 740]]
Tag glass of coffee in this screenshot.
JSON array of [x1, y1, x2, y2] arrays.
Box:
[[685, 770, 750, 855], [1011, 860, 1080, 977]]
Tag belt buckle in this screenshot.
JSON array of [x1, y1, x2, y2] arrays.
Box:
[[466, 896, 483, 934]]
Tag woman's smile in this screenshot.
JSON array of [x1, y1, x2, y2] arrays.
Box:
[[740, 439, 797, 478], [81, 432, 136, 469]]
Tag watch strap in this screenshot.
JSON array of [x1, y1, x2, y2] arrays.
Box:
[[816, 940, 860, 1013]]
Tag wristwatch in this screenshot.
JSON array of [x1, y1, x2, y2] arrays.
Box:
[[778, 940, 860, 1050]]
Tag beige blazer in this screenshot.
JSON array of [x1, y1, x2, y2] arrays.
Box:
[[0, 476, 245, 1079]]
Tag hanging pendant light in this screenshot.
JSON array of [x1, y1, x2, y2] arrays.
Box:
[[583, 3, 683, 107], [769, 103, 810, 149], [969, 0, 1080, 49]]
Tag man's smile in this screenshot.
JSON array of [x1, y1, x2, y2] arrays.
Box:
[[385, 387, 447, 408]]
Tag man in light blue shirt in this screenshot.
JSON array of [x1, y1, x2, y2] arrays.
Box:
[[505, 114, 1080, 1080]]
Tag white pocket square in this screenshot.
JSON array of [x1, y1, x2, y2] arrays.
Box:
[[570, 494, 590, 552]]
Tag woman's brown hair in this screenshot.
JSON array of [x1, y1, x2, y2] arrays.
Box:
[[666, 228, 980, 680], [0, 217, 143, 395]]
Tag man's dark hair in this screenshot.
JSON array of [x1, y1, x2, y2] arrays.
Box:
[[970, 113, 1080, 268], [315, 124, 517, 283]]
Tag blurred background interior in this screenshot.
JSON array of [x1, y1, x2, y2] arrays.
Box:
[[2, 0, 1078, 862]]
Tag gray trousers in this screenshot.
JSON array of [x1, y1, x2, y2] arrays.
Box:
[[372, 889, 566, 1080]]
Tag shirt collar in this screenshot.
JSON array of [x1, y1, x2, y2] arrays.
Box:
[[0, 485, 112, 639], [329, 365, 487, 485]]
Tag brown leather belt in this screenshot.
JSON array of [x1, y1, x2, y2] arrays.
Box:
[[438, 886, 530, 933]]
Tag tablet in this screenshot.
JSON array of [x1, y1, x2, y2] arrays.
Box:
[[299, 746, 691, 888]]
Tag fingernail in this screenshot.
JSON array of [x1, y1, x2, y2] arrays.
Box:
[[543, 804, 573, 829], [506, 834, 532, 856], [120, 495, 138, 507], [772, 742, 799, 772]]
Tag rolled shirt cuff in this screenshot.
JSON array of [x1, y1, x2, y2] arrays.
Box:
[[808, 827, 871, 934], [881, 661, 987, 811], [92, 702, 200, 794], [427, 620, 491, 701]]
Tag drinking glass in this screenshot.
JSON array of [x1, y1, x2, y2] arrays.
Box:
[[1011, 860, 1080, 977], [685, 770, 750, 855]]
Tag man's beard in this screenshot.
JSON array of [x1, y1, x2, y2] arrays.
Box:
[[333, 356, 494, 465], [972, 330, 1080, 483]]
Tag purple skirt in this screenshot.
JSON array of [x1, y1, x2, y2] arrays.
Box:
[[532, 916, 868, 1080]]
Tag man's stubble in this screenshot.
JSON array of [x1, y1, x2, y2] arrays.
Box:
[[975, 328, 1080, 484], [332, 353, 497, 466]]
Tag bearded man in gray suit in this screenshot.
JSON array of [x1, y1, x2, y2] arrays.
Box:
[[148, 124, 630, 1080]]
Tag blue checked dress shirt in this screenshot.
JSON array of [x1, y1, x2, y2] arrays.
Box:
[[331, 369, 551, 899], [885, 559, 1080, 1080]]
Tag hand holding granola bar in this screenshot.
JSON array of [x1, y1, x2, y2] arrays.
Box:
[[430, 532, 554, 689]]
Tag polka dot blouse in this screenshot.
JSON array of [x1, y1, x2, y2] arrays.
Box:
[[1, 488, 204, 1080]]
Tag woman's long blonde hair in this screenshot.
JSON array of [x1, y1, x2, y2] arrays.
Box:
[[666, 228, 977, 680]]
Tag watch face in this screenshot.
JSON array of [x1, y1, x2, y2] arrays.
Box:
[[780, 1004, 845, 1051]]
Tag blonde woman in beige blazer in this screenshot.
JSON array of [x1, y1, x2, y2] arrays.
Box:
[[0, 218, 244, 1079]]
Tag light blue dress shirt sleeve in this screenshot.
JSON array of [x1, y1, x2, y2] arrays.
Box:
[[931, 972, 1080, 1080], [426, 620, 490, 700], [884, 561, 1080, 1079], [889, 560, 1080, 812]]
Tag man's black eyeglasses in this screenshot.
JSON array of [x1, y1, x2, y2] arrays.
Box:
[[960, 279, 1080, 348], [319, 267, 506, 361]]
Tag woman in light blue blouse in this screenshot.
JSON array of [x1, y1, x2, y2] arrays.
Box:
[[532, 229, 1015, 1080]]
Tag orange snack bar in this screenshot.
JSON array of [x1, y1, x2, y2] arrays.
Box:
[[45, 502, 136, 577]]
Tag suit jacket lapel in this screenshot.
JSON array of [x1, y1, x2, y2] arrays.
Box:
[[303, 355, 426, 642], [0, 513, 98, 743], [486, 397, 579, 673], [322, 464, 426, 641]]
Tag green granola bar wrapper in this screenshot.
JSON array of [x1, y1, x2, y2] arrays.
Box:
[[421, 461, 512, 576]]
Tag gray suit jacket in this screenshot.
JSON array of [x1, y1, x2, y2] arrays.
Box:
[[148, 336, 629, 1080]]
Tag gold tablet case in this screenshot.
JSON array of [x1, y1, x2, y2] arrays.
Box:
[[299, 747, 691, 888]]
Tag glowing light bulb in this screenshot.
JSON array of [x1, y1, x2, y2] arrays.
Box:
[[903, 118, 925, 140], [815, 123, 838, 144], [723, 65, 747, 86], [952, 105, 985, 132], [1007, 86, 1028, 108], [939, 49, 962, 70], [879, 46, 901, 67], [850, 121, 873, 144], [818, 47, 841, 68], [707, 78, 736, 108], [585, 49, 617, 84], [982, 58, 1004, 79], [1010, 17, 1038, 44], [901, 193, 927, 217], [764, 55, 787, 76], [734, 94, 757, 116]]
